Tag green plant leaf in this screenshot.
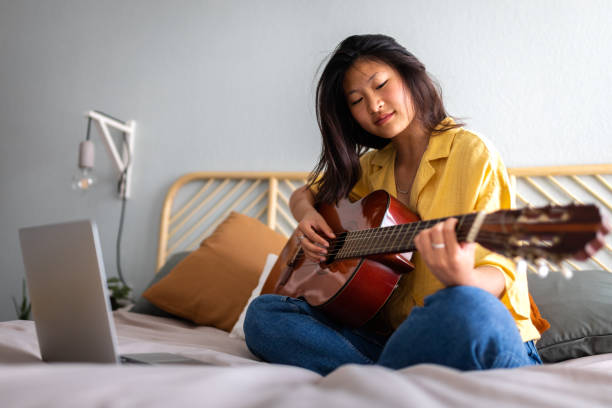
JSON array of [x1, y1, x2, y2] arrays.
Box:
[[12, 278, 32, 320]]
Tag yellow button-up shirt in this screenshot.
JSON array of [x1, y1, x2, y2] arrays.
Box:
[[348, 121, 540, 342]]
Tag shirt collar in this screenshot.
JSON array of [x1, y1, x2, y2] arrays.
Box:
[[367, 117, 459, 205], [370, 117, 458, 168]]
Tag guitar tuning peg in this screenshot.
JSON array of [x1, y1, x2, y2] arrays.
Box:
[[514, 257, 527, 276], [560, 263, 574, 279], [535, 258, 549, 278]]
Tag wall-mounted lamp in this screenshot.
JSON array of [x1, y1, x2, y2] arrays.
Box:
[[71, 110, 137, 299], [72, 110, 136, 199]]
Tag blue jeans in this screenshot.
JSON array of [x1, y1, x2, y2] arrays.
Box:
[[244, 286, 542, 375]]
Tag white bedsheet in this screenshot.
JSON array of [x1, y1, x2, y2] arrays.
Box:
[[1, 310, 611, 408]]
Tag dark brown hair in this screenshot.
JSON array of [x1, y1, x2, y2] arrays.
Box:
[[310, 34, 461, 204]]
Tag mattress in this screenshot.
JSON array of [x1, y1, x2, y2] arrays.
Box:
[[1, 310, 611, 408]]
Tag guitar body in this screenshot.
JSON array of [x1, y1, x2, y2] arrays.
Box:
[[267, 190, 419, 327]]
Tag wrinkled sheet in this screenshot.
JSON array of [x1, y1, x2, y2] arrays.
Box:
[[1, 310, 612, 408]]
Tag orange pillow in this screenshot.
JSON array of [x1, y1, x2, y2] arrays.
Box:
[[143, 212, 287, 331]]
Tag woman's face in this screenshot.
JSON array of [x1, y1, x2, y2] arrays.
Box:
[[343, 59, 416, 140]]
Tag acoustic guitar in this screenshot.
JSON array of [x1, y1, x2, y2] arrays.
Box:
[[264, 189, 603, 328]]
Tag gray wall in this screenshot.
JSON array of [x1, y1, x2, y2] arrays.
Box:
[[1, 0, 610, 321]]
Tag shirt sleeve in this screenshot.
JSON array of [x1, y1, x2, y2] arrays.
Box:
[[471, 154, 531, 321]]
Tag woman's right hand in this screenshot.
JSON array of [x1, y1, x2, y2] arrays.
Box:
[[296, 209, 336, 262]]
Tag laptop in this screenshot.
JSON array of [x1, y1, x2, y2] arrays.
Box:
[[18, 219, 206, 365]]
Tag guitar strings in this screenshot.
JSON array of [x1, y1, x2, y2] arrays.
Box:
[[302, 206, 585, 249], [290, 231, 485, 262], [299, 222, 517, 254], [292, 221, 478, 257], [326, 214, 479, 243], [290, 210, 575, 263], [290, 227, 525, 263], [288, 209, 545, 262]]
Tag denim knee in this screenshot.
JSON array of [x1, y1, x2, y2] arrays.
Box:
[[425, 286, 518, 339], [244, 295, 285, 340], [243, 294, 380, 374], [378, 285, 528, 370], [246, 293, 285, 316], [425, 286, 527, 369]]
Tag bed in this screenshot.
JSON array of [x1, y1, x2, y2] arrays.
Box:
[[1, 165, 612, 407]]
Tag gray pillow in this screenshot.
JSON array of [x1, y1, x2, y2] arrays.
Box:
[[528, 269, 612, 363], [130, 252, 191, 318]]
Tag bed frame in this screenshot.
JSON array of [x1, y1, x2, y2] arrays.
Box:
[[157, 165, 612, 274]]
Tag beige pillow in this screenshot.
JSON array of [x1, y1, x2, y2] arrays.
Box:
[[229, 253, 279, 340], [143, 212, 287, 331]]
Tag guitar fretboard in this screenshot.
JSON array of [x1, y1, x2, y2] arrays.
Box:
[[333, 213, 479, 260]]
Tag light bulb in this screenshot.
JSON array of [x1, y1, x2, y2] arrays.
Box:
[[72, 140, 96, 191], [72, 167, 97, 191]]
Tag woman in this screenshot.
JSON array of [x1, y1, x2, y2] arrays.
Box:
[[244, 34, 608, 376]]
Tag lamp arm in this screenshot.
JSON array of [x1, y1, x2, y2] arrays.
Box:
[[87, 110, 136, 198], [88, 110, 134, 134]]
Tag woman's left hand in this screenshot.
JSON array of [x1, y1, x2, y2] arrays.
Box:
[[573, 211, 611, 261], [414, 218, 477, 287]]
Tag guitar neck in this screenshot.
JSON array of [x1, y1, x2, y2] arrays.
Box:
[[333, 213, 479, 260]]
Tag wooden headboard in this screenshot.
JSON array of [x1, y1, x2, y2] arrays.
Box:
[[157, 172, 309, 271], [157, 165, 612, 274]]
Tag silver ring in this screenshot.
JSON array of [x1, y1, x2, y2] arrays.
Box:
[[296, 233, 305, 241], [432, 242, 445, 249]]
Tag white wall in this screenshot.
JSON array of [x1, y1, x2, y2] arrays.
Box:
[[1, 0, 610, 321]]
